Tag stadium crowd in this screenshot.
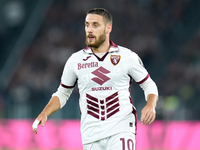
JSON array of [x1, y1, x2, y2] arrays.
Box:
[[0, 0, 200, 120]]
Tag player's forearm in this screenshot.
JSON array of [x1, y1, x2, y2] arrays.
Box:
[[32, 96, 60, 133], [41, 96, 61, 117], [146, 94, 158, 108]]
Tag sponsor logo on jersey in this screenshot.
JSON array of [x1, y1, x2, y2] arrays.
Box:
[[86, 92, 120, 121], [91, 86, 112, 91], [91, 66, 110, 85], [78, 62, 98, 70], [83, 56, 91, 61], [110, 55, 121, 66]]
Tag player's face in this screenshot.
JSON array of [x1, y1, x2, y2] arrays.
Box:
[[85, 14, 107, 48]]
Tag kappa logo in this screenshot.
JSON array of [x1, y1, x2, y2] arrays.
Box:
[[91, 67, 110, 85]]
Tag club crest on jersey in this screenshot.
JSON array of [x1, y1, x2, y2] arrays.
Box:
[[110, 55, 121, 66]]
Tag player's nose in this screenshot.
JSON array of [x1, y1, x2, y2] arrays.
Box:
[[86, 25, 93, 33]]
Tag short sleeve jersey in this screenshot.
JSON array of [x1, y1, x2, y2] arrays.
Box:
[[60, 41, 149, 144]]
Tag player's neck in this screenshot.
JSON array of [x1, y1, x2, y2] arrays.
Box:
[[92, 40, 110, 54]]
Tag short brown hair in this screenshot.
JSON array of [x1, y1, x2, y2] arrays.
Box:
[[87, 8, 113, 25]]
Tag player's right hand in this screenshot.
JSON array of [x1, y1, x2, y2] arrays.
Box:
[[32, 113, 47, 134], [32, 120, 40, 134]]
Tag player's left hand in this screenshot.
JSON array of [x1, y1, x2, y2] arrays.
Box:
[[141, 104, 156, 125]]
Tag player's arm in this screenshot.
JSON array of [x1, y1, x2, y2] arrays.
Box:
[[32, 85, 74, 134], [128, 51, 158, 125], [32, 96, 60, 134], [32, 54, 76, 133], [139, 77, 158, 125]]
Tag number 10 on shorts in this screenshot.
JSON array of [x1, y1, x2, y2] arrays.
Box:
[[120, 138, 135, 150]]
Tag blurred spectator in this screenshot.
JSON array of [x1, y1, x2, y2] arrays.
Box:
[[3, 1, 25, 28]]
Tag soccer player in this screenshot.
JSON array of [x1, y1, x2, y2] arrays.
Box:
[[32, 8, 158, 150]]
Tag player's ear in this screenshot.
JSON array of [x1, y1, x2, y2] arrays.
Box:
[[106, 23, 112, 34]]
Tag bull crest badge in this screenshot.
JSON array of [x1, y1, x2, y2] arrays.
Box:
[[110, 55, 121, 66]]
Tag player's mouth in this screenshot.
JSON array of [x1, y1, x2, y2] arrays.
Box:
[[87, 34, 95, 41]]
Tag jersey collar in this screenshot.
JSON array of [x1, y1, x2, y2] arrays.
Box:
[[83, 40, 119, 54]]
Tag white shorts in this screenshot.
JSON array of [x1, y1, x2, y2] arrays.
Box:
[[83, 132, 136, 150]]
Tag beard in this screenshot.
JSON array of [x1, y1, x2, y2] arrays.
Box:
[[86, 32, 106, 49]]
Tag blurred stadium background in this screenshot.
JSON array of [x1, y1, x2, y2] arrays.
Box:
[[0, 0, 200, 149]]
